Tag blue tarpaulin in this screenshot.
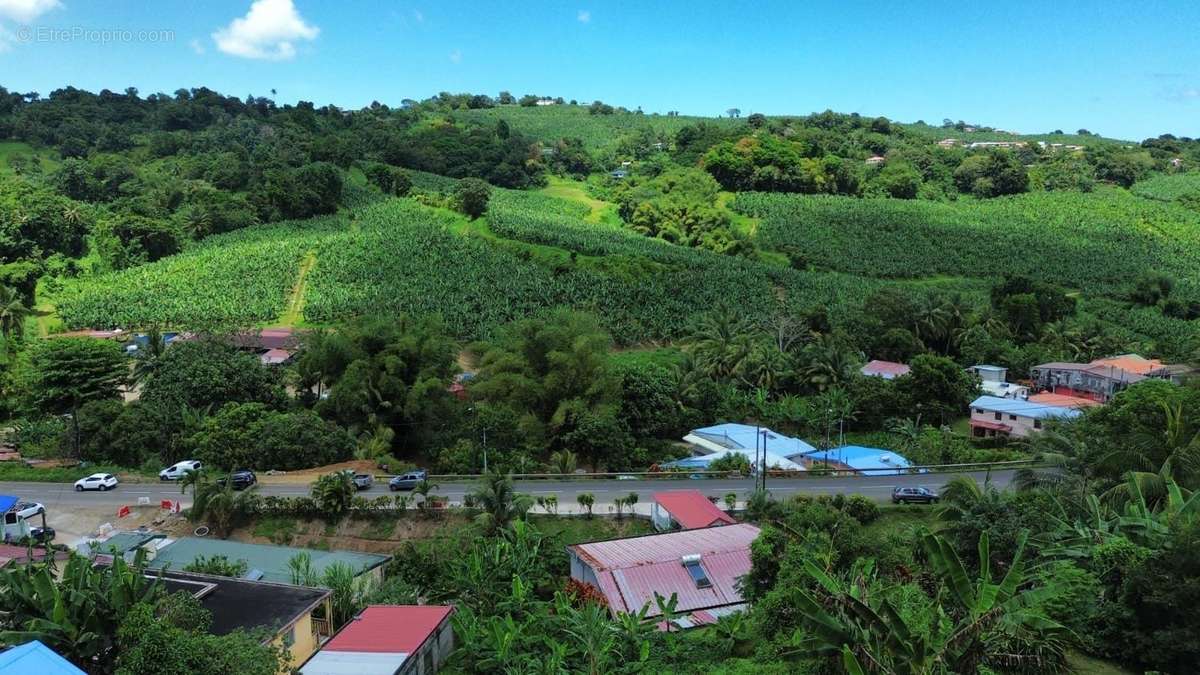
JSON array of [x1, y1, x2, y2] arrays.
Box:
[[0, 495, 18, 513]]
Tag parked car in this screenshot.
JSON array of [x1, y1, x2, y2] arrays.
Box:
[[159, 460, 202, 481], [74, 473, 119, 491], [389, 470, 428, 491], [11, 501, 45, 519], [891, 486, 939, 504], [352, 474, 373, 490], [227, 470, 257, 490]]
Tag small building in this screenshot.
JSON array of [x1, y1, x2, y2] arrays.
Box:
[[566, 523, 760, 628], [1170, 157, 1184, 168], [967, 365, 1028, 399], [153, 570, 333, 670], [865, 155, 886, 165], [969, 395, 1081, 439], [535, 98, 557, 106], [651, 490, 736, 531], [0, 640, 84, 675], [937, 138, 960, 148], [260, 348, 293, 366], [793, 445, 915, 475], [1027, 353, 1194, 402], [143, 538, 390, 586], [678, 423, 810, 472], [860, 359, 910, 380], [609, 169, 628, 179], [300, 605, 455, 675]]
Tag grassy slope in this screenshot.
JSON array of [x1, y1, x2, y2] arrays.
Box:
[[0, 141, 58, 176], [455, 105, 740, 151]]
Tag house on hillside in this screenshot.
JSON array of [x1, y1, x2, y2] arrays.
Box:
[[301, 605, 455, 675], [675, 423, 810, 472], [143, 538, 390, 586], [152, 570, 333, 670], [610, 169, 628, 179], [865, 155, 886, 165], [968, 395, 1081, 439], [651, 490, 736, 531], [1030, 354, 1194, 403], [861, 359, 910, 380], [967, 365, 1028, 399], [937, 138, 960, 148], [567, 523, 760, 628], [791, 445, 915, 475]]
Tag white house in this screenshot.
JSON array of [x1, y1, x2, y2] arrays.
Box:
[[967, 365, 1028, 399]]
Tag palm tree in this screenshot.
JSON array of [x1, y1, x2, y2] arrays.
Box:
[[355, 424, 395, 460], [413, 478, 439, 513], [549, 449, 577, 475], [0, 285, 31, 340], [801, 334, 861, 392], [191, 478, 259, 538], [312, 471, 356, 519], [471, 470, 534, 535], [683, 307, 757, 382], [131, 325, 167, 384]]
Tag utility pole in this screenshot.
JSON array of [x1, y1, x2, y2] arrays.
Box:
[[759, 428, 768, 492], [482, 427, 488, 474]]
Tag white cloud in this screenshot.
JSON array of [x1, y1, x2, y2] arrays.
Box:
[[189, 38, 205, 55], [577, 9, 590, 23], [0, 0, 61, 23], [213, 0, 318, 61], [449, 48, 461, 63]]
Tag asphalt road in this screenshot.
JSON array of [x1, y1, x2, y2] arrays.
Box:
[[0, 469, 1016, 511]]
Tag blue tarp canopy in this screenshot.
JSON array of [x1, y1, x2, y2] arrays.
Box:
[[0, 495, 18, 513]]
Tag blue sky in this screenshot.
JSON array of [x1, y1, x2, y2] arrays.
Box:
[[1, 0, 1198, 140]]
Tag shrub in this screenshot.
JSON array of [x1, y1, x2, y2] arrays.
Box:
[[184, 554, 249, 578], [843, 494, 880, 524]]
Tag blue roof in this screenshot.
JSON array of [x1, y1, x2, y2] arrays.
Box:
[[802, 446, 915, 473], [0, 495, 17, 513], [970, 396, 1083, 420], [0, 641, 84, 675], [688, 423, 817, 457]]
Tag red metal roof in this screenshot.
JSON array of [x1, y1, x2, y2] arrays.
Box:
[[569, 524, 759, 617], [322, 605, 453, 654], [1027, 393, 1101, 409], [860, 360, 911, 378], [653, 490, 736, 529]]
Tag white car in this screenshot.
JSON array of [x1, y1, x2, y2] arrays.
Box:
[[11, 501, 45, 519], [159, 460, 202, 481], [74, 473, 119, 491]]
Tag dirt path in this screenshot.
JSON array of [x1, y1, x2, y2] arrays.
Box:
[[278, 250, 317, 326]]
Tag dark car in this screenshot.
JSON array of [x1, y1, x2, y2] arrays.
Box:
[[227, 470, 257, 490], [27, 526, 55, 543], [892, 486, 939, 504], [388, 470, 427, 491]]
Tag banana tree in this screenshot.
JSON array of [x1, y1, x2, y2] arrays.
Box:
[[785, 531, 1068, 674]]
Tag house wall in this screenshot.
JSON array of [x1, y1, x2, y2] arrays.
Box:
[[970, 408, 1043, 439], [276, 612, 319, 671], [568, 550, 601, 587], [650, 504, 674, 531]]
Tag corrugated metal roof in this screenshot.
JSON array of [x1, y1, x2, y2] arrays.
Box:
[[300, 651, 408, 675], [322, 605, 452, 654], [686, 423, 816, 457], [570, 524, 759, 617], [1027, 393, 1102, 409], [145, 538, 389, 585], [970, 396, 1083, 421], [860, 360, 911, 379], [0, 641, 84, 675], [652, 491, 736, 529], [800, 446, 913, 472]]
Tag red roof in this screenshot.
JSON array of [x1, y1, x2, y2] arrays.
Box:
[[569, 524, 759, 617], [0, 544, 68, 565], [1027, 393, 1101, 409], [860, 360, 911, 378], [322, 605, 453, 654], [653, 490, 736, 529], [969, 419, 1012, 432]]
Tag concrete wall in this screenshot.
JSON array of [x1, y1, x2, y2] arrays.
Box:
[[970, 408, 1043, 439]]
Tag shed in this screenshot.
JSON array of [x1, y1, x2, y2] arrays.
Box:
[[651, 490, 736, 531], [301, 605, 456, 675]]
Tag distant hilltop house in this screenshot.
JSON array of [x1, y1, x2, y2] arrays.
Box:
[[535, 98, 557, 106], [1170, 157, 1184, 168], [966, 365, 1029, 399], [968, 141, 1027, 150], [937, 138, 960, 148], [1040, 142, 1086, 152], [1030, 354, 1195, 403], [963, 126, 978, 133], [609, 169, 628, 179], [969, 395, 1082, 439], [865, 155, 886, 165], [567, 523, 760, 629], [860, 359, 910, 380], [668, 423, 812, 472]]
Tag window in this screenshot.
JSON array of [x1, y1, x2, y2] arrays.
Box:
[[1008, 414, 1017, 421], [682, 559, 712, 589], [975, 409, 984, 414], [993, 412, 1002, 421], [1034, 419, 1042, 429], [282, 625, 295, 648]]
